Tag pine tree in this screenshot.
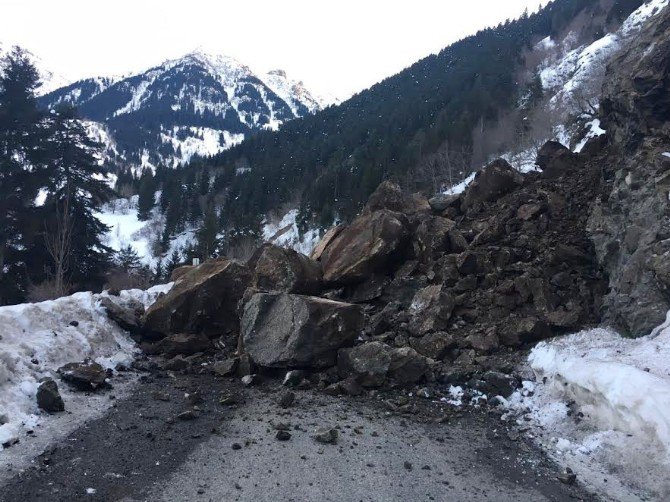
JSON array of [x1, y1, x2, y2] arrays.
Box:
[[165, 249, 182, 277], [115, 245, 142, 272], [37, 105, 114, 293], [0, 47, 48, 304], [137, 169, 155, 221], [153, 258, 165, 283], [196, 203, 220, 259]]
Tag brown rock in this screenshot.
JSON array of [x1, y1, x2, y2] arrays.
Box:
[[248, 243, 322, 294], [319, 209, 410, 284], [144, 258, 252, 339], [462, 159, 523, 210]]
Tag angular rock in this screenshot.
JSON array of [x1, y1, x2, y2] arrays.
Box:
[[99, 296, 143, 336], [462, 159, 523, 210], [409, 332, 457, 359], [144, 258, 252, 339], [37, 378, 65, 412], [409, 285, 455, 336], [363, 181, 430, 215], [153, 333, 213, 358], [241, 292, 364, 369], [499, 317, 552, 346], [57, 361, 109, 391], [310, 225, 345, 261], [163, 355, 189, 371], [536, 141, 577, 179], [428, 193, 461, 213], [248, 244, 323, 295], [170, 265, 195, 282], [319, 209, 410, 284], [213, 358, 239, 377], [413, 216, 457, 261], [337, 342, 429, 387]]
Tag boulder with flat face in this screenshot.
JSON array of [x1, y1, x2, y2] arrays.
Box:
[[248, 244, 323, 295], [241, 292, 364, 369], [536, 141, 578, 179], [462, 159, 523, 210], [319, 209, 410, 284], [144, 258, 252, 339], [337, 342, 429, 387]]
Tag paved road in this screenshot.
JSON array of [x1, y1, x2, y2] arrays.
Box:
[[0, 371, 595, 501]]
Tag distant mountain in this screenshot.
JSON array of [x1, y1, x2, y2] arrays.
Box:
[[40, 50, 327, 170], [0, 41, 71, 95]]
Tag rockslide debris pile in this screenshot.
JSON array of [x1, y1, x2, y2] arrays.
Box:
[[98, 138, 611, 392]]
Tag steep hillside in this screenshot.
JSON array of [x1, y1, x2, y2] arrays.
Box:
[[188, 0, 646, 227], [40, 50, 325, 170]]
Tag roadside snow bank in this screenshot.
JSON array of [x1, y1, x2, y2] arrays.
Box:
[[0, 284, 171, 450], [529, 327, 670, 453], [504, 318, 670, 499]]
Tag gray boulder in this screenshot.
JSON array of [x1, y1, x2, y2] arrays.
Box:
[[241, 292, 364, 369], [248, 243, 322, 294], [337, 342, 429, 387], [99, 296, 143, 336]]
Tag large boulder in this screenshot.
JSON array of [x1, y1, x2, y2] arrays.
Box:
[[241, 292, 364, 369], [408, 285, 455, 336], [363, 181, 430, 215], [536, 141, 578, 179], [413, 216, 459, 261], [319, 209, 411, 284], [310, 225, 345, 261], [99, 296, 143, 337], [248, 244, 322, 295], [337, 342, 429, 387], [144, 258, 252, 339], [462, 159, 523, 210]]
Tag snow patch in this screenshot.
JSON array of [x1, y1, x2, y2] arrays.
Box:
[[0, 284, 171, 450], [261, 209, 323, 256], [503, 315, 670, 499]]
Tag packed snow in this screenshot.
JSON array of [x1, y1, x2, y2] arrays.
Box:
[[0, 284, 171, 452], [262, 209, 323, 256], [502, 316, 670, 500]]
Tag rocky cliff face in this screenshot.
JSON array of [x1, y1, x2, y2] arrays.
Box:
[[587, 5, 670, 335]]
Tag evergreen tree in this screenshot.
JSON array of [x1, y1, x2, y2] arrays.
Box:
[[36, 105, 114, 293], [165, 249, 182, 277], [137, 169, 155, 221], [115, 245, 142, 272], [0, 47, 48, 304], [196, 203, 220, 259]]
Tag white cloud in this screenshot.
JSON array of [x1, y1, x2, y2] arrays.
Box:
[[2, 0, 548, 100]]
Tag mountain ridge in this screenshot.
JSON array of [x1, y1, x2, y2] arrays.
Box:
[[39, 49, 326, 170]]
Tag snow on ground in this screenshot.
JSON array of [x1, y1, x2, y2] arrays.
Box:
[[502, 317, 670, 500], [160, 126, 244, 166], [0, 284, 171, 457], [441, 172, 476, 196], [262, 209, 324, 256], [574, 119, 606, 153], [96, 196, 152, 261]]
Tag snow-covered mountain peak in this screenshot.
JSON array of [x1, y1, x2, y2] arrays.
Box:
[[40, 48, 326, 171]]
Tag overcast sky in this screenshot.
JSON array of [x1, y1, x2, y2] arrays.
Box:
[[2, 0, 548, 100]]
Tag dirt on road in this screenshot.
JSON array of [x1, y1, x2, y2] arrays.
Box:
[[0, 369, 594, 501]]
